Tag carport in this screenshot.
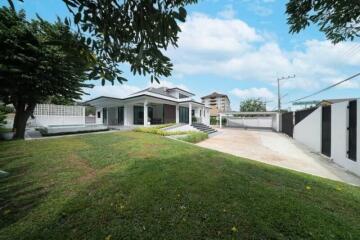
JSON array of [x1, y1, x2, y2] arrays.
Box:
[[219, 111, 280, 132]]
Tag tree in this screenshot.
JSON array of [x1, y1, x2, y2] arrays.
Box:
[[0, 7, 94, 139], [8, 0, 198, 84], [240, 98, 266, 112], [286, 0, 360, 43]]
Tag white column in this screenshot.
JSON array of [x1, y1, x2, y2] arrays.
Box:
[[220, 113, 222, 128], [189, 102, 192, 125], [144, 100, 148, 126], [176, 104, 179, 124], [123, 105, 128, 126], [202, 107, 205, 124]]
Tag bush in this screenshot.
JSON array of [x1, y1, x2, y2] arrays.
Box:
[[210, 116, 227, 126], [0, 108, 7, 127], [0, 105, 14, 114], [179, 132, 208, 143], [210, 116, 217, 125], [133, 124, 193, 136]]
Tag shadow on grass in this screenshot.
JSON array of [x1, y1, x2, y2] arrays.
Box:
[[8, 148, 359, 239], [0, 161, 49, 229]]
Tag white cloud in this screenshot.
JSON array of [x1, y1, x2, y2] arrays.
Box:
[[168, 13, 360, 91], [148, 80, 189, 91], [231, 87, 275, 100], [81, 84, 141, 101], [218, 4, 236, 19], [176, 13, 262, 54]]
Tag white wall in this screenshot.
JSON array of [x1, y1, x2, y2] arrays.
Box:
[[271, 113, 280, 132], [226, 116, 275, 129], [293, 107, 322, 152], [30, 104, 85, 127], [331, 101, 360, 176], [124, 104, 134, 126], [95, 108, 103, 124]]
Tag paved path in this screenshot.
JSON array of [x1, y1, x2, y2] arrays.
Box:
[[197, 128, 360, 186]]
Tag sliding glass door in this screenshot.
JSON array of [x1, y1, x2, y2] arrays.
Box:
[[179, 106, 189, 123], [133, 106, 144, 125], [118, 107, 124, 125]]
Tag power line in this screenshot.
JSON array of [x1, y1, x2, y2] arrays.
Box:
[[277, 75, 295, 112], [285, 72, 360, 104]]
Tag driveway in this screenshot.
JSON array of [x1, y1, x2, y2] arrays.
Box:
[[197, 128, 360, 186]]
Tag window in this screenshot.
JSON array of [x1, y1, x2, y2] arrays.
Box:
[[97, 111, 101, 118]]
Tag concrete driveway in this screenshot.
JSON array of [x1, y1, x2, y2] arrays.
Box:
[[197, 128, 360, 186]]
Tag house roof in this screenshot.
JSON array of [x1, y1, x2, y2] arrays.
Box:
[[321, 98, 358, 104], [201, 92, 230, 100], [131, 87, 194, 98], [84, 92, 208, 108]]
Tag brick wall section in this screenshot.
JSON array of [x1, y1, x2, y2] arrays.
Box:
[[164, 104, 176, 123]]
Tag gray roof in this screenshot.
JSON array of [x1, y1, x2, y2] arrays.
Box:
[[131, 87, 194, 98], [322, 98, 358, 104]]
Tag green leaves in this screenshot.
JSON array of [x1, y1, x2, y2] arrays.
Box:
[[240, 98, 266, 112], [286, 0, 360, 43], [7, 0, 197, 84]]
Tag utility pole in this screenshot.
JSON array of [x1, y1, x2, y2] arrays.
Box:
[[277, 75, 295, 112]]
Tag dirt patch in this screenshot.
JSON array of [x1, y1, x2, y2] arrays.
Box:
[[66, 153, 97, 183]]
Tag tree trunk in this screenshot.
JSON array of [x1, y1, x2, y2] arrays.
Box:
[[12, 102, 36, 140]]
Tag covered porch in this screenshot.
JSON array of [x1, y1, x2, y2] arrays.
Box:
[[87, 96, 210, 127]]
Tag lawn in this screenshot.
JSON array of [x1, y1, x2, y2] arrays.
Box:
[[0, 131, 359, 239]]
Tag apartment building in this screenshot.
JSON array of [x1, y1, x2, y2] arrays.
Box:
[[201, 92, 231, 117]]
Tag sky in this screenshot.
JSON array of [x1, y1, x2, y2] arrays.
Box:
[[6, 0, 360, 111]]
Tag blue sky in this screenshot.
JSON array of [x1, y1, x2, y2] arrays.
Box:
[[7, 0, 360, 110]]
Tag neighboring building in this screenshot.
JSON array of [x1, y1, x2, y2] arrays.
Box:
[[85, 87, 210, 126], [201, 92, 231, 117]]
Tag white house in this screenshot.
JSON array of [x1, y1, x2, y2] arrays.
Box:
[[84, 87, 211, 127]]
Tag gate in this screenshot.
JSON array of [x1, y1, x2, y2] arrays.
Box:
[[295, 107, 316, 124], [348, 100, 357, 161], [321, 106, 331, 157], [281, 112, 294, 137]]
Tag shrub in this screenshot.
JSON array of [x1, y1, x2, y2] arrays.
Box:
[[133, 125, 193, 136], [210, 116, 227, 126], [179, 132, 208, 143], [0, 108, 7, 127]]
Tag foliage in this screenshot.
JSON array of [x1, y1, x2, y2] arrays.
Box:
[[0, 7, 94, 139], [192, 116, 197, 123], [240, 98, 266, 112], [9, 0, 198, 84], [45, 95, 76, 105], [286, 0, 360, 43], [0, 131, 359, 239], [210, 116, 227, 126], [0, 105, 14, 114], [178, 132, 208, 143], [0, 108, 7, 127], [133, 124, 193, 136], [85, 106, 96, 116]]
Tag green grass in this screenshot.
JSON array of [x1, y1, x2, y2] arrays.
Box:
[[178, 132, 208, 143], [0, 131, 359, 239]]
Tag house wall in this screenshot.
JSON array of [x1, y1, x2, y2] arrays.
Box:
[[293, 107, 322, 152], [163, 104, 176, 123], [95, 108, 103, 124], [331, 101, 360, 176]]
